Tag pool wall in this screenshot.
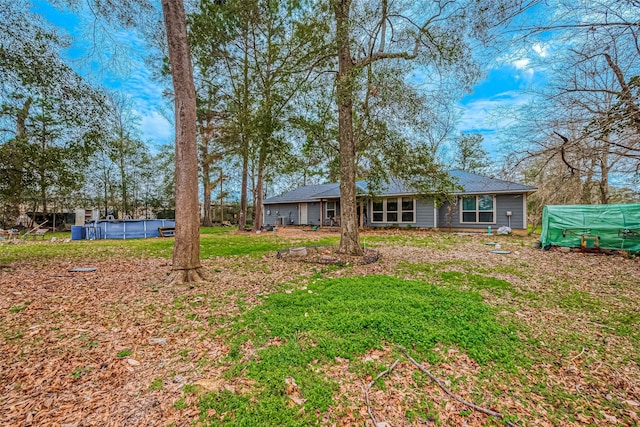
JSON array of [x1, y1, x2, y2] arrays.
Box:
[[83, 219, 176, 239]]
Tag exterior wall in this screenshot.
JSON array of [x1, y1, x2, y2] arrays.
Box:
[[306, 202, 321, 225], [263, 201, 328, 226], [367, 197, 435, 228], [263, 203, 299, 226], [437, 194, 527, 230], [495, 194, 526, 229], [264, 193, 528, 229]]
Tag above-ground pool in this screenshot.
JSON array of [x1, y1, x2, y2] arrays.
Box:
[[75, 219, 176, 240]]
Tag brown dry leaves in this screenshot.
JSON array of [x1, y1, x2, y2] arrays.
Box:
[[1, 228, 639, 426]]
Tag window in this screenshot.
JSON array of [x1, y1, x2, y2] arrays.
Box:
[[461, 195, 495, 223], [371, 197, 416, 223], [372, 200, 384, 222], [326, 201, 336, 219], [386, 199, 398, 222], [401, 197, 415, 222]]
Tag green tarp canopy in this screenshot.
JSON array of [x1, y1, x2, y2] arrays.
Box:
[[540, 204, 640, 252]]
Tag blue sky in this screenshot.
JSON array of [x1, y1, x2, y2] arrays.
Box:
[[457, 38, 550, 158], [32, 1, 548, 160], [32, 0, 174, 148]]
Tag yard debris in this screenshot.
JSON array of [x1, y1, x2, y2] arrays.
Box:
[[365, 358, 400, 426], [497, 226, 512, 235], [68, 267, 97, 272], [279, 245, 380, 266], [149, 338, 167, 346], [285, 377, 306, 406], [1, 228, 639, 426], [289, 247, 307, 257], [398, 346, 519, 427]]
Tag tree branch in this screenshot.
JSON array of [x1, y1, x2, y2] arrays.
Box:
[[398, 346, 519, 427], [365, 358, 400, 426]]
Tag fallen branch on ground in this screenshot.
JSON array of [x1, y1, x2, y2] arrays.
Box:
[[398, 345, 519, 427], [365, 359, 400, 427]]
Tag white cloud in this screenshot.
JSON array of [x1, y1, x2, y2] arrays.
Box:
[[140, 111, 173, 146], [532, 43, 548, 58], [459, 91, 530, 131], [457, 90, 533, 157], [513, 58, 530, 70]]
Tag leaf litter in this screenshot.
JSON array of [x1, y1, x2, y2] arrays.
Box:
[[1, 228, 639, 426]]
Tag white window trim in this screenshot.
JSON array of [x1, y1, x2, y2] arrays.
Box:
[[523, 193, 527, 229], [460, 195, 496, 224], [326, 201, 336, 219], [371, 197, 416, 224], [371, 200, 384, 223], [400, 197, 415, 223]]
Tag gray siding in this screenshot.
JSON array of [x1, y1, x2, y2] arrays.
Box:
[[367, 197, 434, 228], [415, 198, 435, 228], [437, 194, 526, 230], [307, 202, 321, 225], [263, 202, 322, 226], [263, 203, 299, 226], [495, 194, 525, 229]]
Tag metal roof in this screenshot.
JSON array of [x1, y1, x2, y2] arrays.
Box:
[[263, 170, 536, 204], [447, 170, 537, 194], [263, 183, 339, 204]]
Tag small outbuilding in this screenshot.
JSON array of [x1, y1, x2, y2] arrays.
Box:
[[540, 203, 640, 252]]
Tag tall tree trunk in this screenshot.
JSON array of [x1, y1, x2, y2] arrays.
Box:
[[39, 120, 48, 214], [253, 149, 266, 231], [238, 33, 251, 231], [3, 98, 32, 212], [16, 98, 32, 139], [219, 169, 224, 223], [333, 0, 362, 256], [203, 182, 213, 226], [239, 145, 249, 230], [201, 150, 213, 226], [162, 0, 205, 283], [103, 174, 109, 218], [119, 138, 128, 217], [599, 135, 610, 204]]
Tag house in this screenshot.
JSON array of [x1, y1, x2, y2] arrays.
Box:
[[262, 170, 536, 232]]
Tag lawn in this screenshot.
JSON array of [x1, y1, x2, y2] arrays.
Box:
[[1, 228, 638, 426]]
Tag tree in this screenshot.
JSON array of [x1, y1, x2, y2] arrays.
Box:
[[503, 0, 640, 205], [1, 0, 104, 221], [333, 0, 362, 254], [189, 0, 330, 231], [162, 0, 205, 283], [197, 110, 225, 227], [104, 93, 148, 217], [331, 0, 529, 255], [454, 133, 490, 173]]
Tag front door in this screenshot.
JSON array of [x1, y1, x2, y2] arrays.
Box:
[[299, 203, 308, 225]]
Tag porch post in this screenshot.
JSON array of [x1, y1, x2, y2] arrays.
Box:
[[359, 199, 364, 228]]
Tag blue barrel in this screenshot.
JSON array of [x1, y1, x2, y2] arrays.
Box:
[[71, 226, 84, 240]]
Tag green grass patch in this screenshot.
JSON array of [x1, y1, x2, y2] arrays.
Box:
[[198, 275, 523, 425], [397, 262, 515, 295], [439, 271, 514, 293], [0, 229, 338, 263], [116, 349, 132, 358], [362, 232, 465, 250], [149, 378, 164, 391], [558, 290, 602, 312], [71, 365, 93, 379], [9, 303, 29, 313]]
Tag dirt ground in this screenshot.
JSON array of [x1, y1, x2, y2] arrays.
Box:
[[1, 228, 639, 426]]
